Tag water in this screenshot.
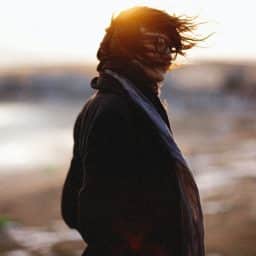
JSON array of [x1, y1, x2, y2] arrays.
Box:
[[0, 93, 255, 192], [0, 99, 85, 173]]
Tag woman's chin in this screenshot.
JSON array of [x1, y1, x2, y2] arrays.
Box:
[[149, 69, 165, 82]]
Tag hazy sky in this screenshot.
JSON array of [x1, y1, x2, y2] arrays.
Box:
[[0, 0, 255, 67]]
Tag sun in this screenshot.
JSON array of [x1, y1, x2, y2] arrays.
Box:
[[72, 0, 192, 62]]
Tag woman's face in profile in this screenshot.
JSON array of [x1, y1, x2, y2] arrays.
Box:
[[132, 26, 173, 82], [139, 26, 173, 70]]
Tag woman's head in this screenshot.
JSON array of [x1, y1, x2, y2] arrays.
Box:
[[98, 6, 204, 62], [97, 6, 206, 82]]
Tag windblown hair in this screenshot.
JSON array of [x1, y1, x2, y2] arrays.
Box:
[[97, 6, 206, 63]]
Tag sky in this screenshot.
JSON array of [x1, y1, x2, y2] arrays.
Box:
[[0, 0, 255, 68]]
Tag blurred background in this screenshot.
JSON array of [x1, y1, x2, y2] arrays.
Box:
[[0, 0, 255, 255]]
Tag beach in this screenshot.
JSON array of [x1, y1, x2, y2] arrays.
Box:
[[1, 90, 255, 255], [1, 168, 256, 256]]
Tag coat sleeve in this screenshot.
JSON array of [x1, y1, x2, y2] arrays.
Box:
[[61, 113, 83, 229], [77, 102, 138, 245]]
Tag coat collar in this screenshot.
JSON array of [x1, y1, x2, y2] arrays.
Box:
[[90, 71, 171, 131]]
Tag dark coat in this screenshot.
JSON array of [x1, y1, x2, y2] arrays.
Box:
[[61, 73, 182, 255]]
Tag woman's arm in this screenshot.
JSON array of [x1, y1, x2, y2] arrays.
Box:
[[61, 113, 83, 229]]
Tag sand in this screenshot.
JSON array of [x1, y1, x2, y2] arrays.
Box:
[[1, 168, 256, 256]]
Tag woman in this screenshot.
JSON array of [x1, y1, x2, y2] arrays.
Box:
[[61, 6, 205, 256]]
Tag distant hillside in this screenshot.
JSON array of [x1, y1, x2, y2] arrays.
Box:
[[0, 63, 97, 100], [0, 61, 255, 100], [165, 60, 256, 96]]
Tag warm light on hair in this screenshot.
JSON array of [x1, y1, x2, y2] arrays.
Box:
[[97, 6, 209, 64]]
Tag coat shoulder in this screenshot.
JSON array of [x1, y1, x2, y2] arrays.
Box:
[[82, 91, 132, 119]]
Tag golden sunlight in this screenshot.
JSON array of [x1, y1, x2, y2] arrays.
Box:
[[0, 0, 255, 67]]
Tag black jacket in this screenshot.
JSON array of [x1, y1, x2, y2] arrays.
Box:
[[61, 73, 181, 255]]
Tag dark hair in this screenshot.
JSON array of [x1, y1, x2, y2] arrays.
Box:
[[97, 6, 207, 63]]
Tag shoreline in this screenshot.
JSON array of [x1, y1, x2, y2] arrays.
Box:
[[1, 170, 256, 255]]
